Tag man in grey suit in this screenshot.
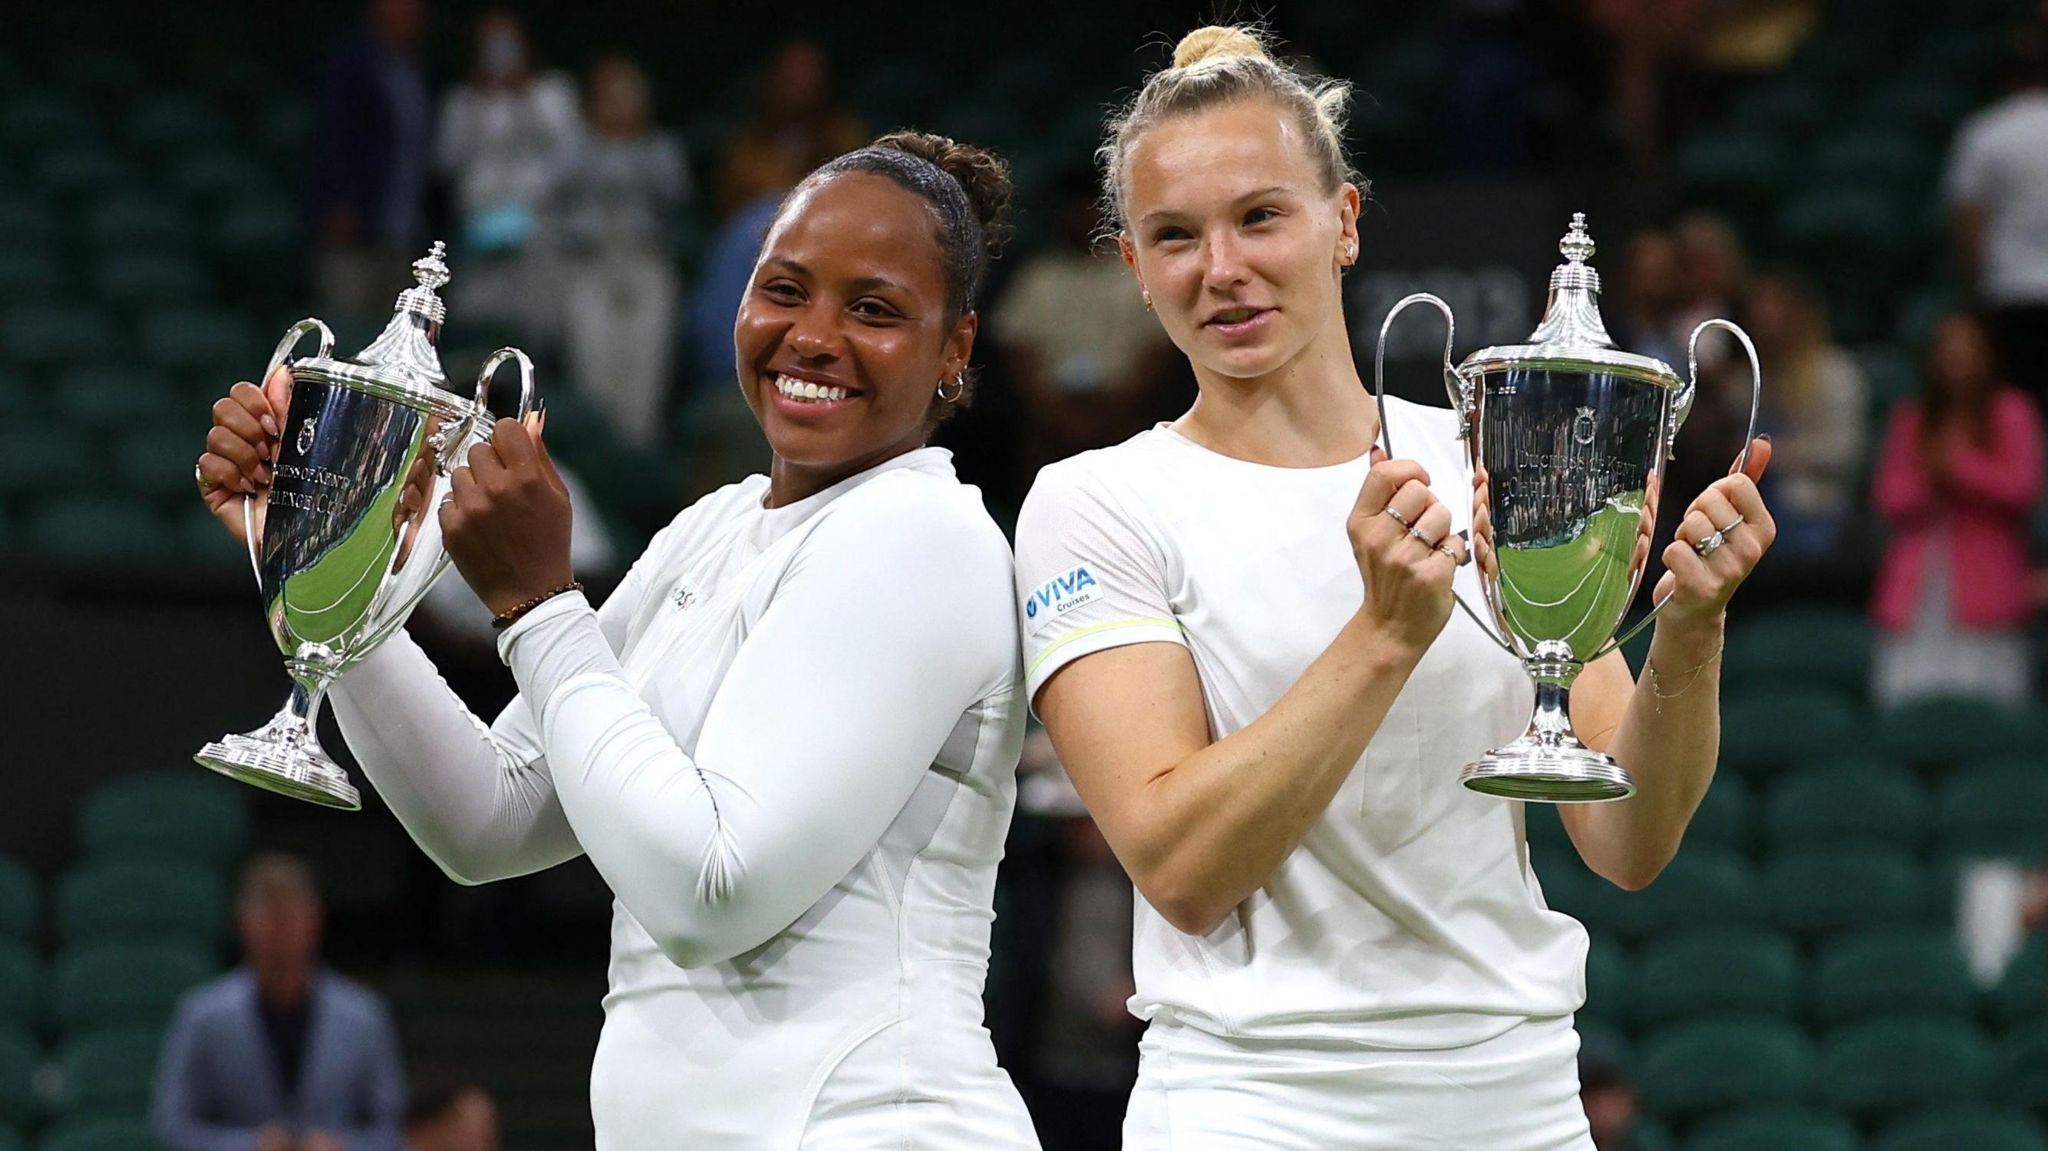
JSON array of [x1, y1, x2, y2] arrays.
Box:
[[153, 853, 406, 1151]]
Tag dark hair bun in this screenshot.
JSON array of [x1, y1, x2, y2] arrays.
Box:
[[872, 130, 1013, 264]]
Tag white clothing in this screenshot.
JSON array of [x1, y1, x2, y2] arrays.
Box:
[[1123, 1014, 1592, 1150], [1947, 92, 2048, 306], [1013, 396, 1587, 1054], [331, 448, 1038, 1150], [436, 72, 582, 223]]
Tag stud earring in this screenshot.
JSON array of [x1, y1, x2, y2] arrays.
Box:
[[1141, 290, 1153, 310]]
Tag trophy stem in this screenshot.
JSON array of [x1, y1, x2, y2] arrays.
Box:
[[1459, 661, 1636, 804], [194, 676, 362, 811]]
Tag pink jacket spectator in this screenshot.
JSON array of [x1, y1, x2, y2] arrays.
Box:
[[1870, 388, 2045, 631]]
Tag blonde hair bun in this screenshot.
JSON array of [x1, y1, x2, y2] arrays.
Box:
[[1171, 25, 1268, 69]]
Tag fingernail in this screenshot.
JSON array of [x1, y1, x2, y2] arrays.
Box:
[[262, 415, 279, 437], [1757, 432, 1772, 444]]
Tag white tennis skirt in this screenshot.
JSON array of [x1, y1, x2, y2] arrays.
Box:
[[1122, 1014, 1595, 1150]]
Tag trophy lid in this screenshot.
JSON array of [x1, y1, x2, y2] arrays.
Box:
[[347, 242, 452, 393], [1458, 213, 1681, 388]]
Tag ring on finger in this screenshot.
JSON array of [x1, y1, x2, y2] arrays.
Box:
[[1407, 523, 1434, 544], [1384, 505, 1412, 528], [194, 462, 219, 496], [1715, 515, 1745, 535], [1695, 529, 1727, 557]]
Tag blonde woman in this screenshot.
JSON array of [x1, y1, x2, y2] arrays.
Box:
[[1014, 27, 1774, 1148]]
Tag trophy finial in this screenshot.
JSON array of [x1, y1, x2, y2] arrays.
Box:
[[412, 241, 451, 293], [1560, 213, 1594, 266]]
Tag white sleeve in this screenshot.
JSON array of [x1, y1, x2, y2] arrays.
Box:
[[1013, 460, 1184, 705], [1945, 119, 1992, 208], [328, 518, 675, 884], [498, 483, 1017, 969]]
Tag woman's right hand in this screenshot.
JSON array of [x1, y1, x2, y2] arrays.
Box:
[[197, 364, 290, 547], [1346, 446, 1466, 654]]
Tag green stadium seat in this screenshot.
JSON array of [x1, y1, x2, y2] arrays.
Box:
[[1854, 345, 1917, 422], [1764, 760, 1926, 853], [1718, 690, 1865, 779], [26, 500, 176, 564], [139, 308, 257, 379], [0, 1027, 38, 1132], [0, 428, 81, 504], [1677, 130, 1787, 232], [1634, 927, 1800, 1027], [1583, 934, 1631, 1027], [1993, 934, 2048, 1026], [113, 427, 210, 508], [1812, 929, 1977, 1026], [32, 147, 125, 200], [0, 858, 34, 942], [1874, 1106, 2048, 1151], [1812, 133, 1936, 196], [36, 1117, 159, 1151], [254, 103, 312, 164], [50, 365, 187, 435], [1763, 847, 1932, 936], [0, 249, 62, 302], [1, 305, 106, 368], [49, 1030, 159, 1120], [1687, 774, 1752, 852], [1818, 1016, 1997, 1117], [55, 859, 227, 950], [0, 1123, 20, 1151], [1548, 845, 1756, 939], [1913, 25, 2002, 80], [87, 198, 186, 253], [1858, 78, 1975, 140], [168, 150, 266, 208], [210, 195, 300, 265], [2006, 1019, 2048, 1111], [52, 942, 217, 1032], [80, 773, 249, 872], [92, 253, 209, 309], [1724, 607, 1871, 699], [1726, 79, 1831, 140], [122, 95, 231, 157], [0, 944, 39, 1029], [1639, 1016, 1813, 1119], [0, 197, 59, 249], [1935, 761, 2048, 862], [176, 506, 245, 568], [0, 94, 96, 147], [1878, 697, 2041, 773], [1525, 803, 1572, 855], [1687, 1106, 1862, 1151]]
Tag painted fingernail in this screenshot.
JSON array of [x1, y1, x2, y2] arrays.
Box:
[[1757, 432, 1772, 444], [262, 415, 279, 437]]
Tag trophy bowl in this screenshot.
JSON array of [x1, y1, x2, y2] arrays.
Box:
[[194, 244, 535, 810], [1376, 214, 1759, 804]]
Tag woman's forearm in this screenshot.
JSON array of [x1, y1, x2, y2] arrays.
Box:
[[1118, 614, 1426, 934], [1568, 618, 1725, 889]]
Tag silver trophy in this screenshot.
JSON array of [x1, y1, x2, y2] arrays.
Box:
[[1375, 214, 1760, 803], [194, 243, 536, 810]]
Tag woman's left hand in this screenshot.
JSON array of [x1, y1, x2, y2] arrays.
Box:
[[439, 416, 576, 617], [1652, 436, 1775, 635]]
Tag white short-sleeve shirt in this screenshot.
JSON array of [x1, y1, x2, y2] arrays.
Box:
[[1014, 396, 1588, 1050]]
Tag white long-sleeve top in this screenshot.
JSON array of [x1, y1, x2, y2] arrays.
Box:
[[330, 448, 1038, 1150]]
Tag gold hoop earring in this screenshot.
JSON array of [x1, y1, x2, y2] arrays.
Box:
[[936, 376, 965, 403]]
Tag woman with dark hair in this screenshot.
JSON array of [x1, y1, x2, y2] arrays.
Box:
[[1871, 311, 2044, 707], [196, 132, 1040, 1149]]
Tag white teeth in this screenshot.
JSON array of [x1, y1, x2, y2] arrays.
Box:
[[774, 375, 850, 403]]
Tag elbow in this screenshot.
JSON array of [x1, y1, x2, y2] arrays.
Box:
[[648, 923, 760, 970], [1598, 850, 1675, 893], [1137, 872, 1238, 938]]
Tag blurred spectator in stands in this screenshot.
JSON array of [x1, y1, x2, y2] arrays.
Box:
[[155, 855, 405, 1151], [1581, 0, 1710, 171], [551, 54, 687, 450], [714, 40, 864, 219], [1871, 313, 2044, 708], [1746, 270, 1867, 556], [308, 0, 433, 329], [436, 9, 580, 339], [1613, 229, 1686, 369], [1947, 29, 2048, 405], [990, 167, 1177, 486], [1579, 1045, 1654, 1151], [405, 1070, 499, 1151], [1673, 212, 1748, 361], [1005, 731, 1139, 1151]]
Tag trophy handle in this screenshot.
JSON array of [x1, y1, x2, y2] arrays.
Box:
[[1373, 292, 1518, 657], [243, 318, 336, 585], [1597, 318, 1764, 658], [474, 346, 538, 422]]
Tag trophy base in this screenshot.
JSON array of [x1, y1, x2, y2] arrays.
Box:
[[1459, 742, 1636, 804], [195, 733, 361, 811]]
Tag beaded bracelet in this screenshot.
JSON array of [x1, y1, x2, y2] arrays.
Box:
[[491, 581, 585, 630]]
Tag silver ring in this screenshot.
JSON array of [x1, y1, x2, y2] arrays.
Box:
[[1384, 505, 1412, 528], [1695, 530, 1726, 557], [1715, 515, 1745, 535], [1435, 543, 1462, 563], [1407, 524, 1430, 542]]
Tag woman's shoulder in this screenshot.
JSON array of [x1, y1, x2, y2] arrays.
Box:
[[1027, 427, 1180, 504], [818, 466, 1013, 565]]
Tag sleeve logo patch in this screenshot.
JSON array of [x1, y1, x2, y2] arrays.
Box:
[[1024, 564, 1103, 627]]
